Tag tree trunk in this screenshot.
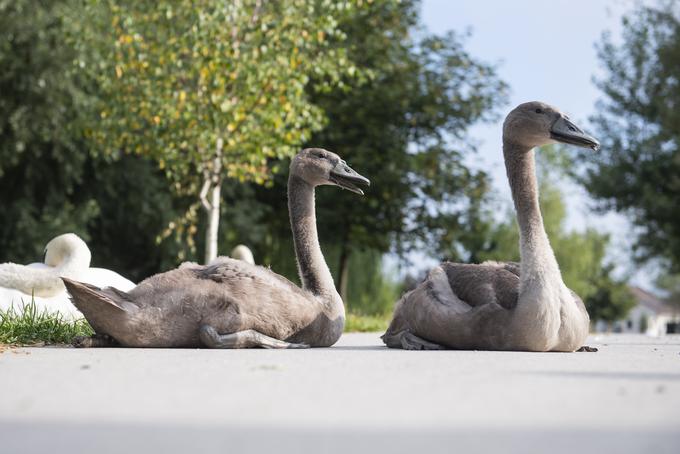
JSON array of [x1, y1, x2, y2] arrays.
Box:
[[204, 180, 222, 263], [337, 245, 351, 306], [200, 138, 224, 264]]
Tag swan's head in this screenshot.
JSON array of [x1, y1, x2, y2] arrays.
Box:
[[503, 101, 600, 151], [43, 233, 91, 270], [291, 148, 370, 195], [230, 244, 255, 265]]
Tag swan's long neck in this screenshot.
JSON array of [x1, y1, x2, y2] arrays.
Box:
[[288, 175, 343, 316], [503, 141, 562, 284]]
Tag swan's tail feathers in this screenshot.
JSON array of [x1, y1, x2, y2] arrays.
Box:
[[62, 278, 126, 310], [381, 330, 406, 349], [381, 290, 413, 348], [62, 278, 138, 334]]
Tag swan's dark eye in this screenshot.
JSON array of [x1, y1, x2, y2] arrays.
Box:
[[535, 108, 543, 114]]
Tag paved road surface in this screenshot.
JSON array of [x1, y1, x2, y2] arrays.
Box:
[[1, 334, 679, 453]]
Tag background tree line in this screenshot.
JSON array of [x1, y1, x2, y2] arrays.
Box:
[[580, 1, 680, 309], [3, 0, 674, 326]]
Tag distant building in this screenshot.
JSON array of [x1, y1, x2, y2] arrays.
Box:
[[595, 286, 680, 336]]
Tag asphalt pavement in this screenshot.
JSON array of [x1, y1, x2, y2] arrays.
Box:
[[1, 333, 678, 453]]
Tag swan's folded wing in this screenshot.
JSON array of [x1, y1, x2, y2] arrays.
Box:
[[441, 262, 520, 310], [193, 258, 303, 295], [569, 288, 589, 319], [502, 262, 520, 277]]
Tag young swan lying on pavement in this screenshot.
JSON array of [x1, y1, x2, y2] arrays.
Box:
[[382, 102, 600, 352], [64, 148, 369, 349]]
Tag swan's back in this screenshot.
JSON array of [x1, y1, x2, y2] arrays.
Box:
[[131, 257, 307, 305], [440, 261, 520, 310]]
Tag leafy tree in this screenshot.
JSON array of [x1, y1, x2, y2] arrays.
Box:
[[584, 265, 636, 325], [585, 2, 680, 271], [0, 0, 97, 261], [79, 154, 189, 281], [232, 0, 507, 302], [655, 272, 680, 313], [317, 1, 507, 300], [0, 1, 192, 280], [72, 0, 361, 263]]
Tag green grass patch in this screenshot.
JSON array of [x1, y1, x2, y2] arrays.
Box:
[[0, 299, 389, 343], [344, 312, 390, 332], [0, 299, 93, 345]]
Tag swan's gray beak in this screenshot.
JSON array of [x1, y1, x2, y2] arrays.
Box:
[[329, 160, 370, 195], [550, 116, 600, 151]]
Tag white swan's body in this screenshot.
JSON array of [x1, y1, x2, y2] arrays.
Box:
[[83, 267, 136, 291], [0, 233, 135, 319], [0, 265, 84, 320]]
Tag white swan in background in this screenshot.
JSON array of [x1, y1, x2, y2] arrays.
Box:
[[0, 233, 135, 319], [230, 244, 255, 265]]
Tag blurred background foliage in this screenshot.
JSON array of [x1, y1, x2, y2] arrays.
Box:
[[1, 0, 675, 327], [581, 1, 680, 294]]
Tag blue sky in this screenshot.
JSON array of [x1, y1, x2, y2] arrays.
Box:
[[416, 0, 654, 286]]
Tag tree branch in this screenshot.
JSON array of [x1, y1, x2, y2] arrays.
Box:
[[199, 175, 212, 211]]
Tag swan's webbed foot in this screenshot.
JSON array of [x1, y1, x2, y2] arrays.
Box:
[[199, 325, 309, 349], [576, 345, 598, 352], [72, 333, 119, 348], [398, 331, 445, 350]]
